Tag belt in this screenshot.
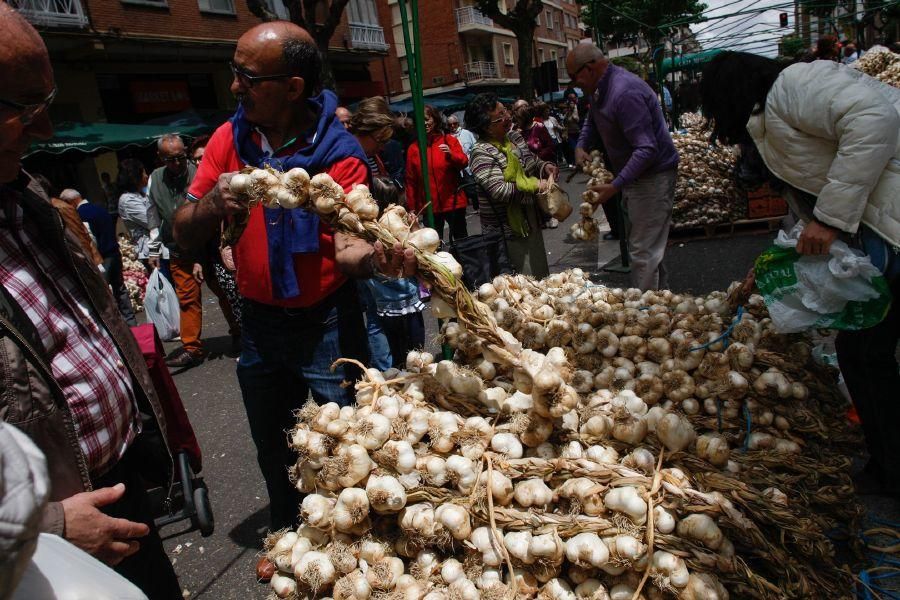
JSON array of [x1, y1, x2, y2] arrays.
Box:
[[243, 283, 351, 318], [244, 298, 329, 318]]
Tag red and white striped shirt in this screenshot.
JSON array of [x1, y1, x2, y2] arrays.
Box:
[[0, 200, 139, 476]]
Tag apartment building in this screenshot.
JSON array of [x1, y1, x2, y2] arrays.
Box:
[[372, 0, 584, 102], [13, 0, 390, 126], [13, 0, 390, 197]]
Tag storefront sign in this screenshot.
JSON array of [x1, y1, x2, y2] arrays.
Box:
[[130, 80, 192, 114]]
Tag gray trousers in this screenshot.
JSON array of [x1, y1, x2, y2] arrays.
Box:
[[622, 168, 676, 291]]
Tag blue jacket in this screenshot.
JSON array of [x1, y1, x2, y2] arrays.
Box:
[[77, 201, 119, 258]]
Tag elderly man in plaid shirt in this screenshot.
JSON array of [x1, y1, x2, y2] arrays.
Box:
[[0, 5, 180, 598]]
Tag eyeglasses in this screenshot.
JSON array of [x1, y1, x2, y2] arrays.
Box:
[[571, 60, 596, 79], [0, 86, 57, 126], [162, 154, 188, 164], [490, 110, 511, 124], [229, 61, 292, 88]]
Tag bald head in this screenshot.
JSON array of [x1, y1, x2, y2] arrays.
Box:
[[0, 3, 55, 183], [240, 20, 315, 48], [231, 20, 323, 126], [335, 106, 351, 128]]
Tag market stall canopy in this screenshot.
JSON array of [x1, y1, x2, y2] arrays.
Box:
[[385, 93, 518, 114], [658, 49, 724, 77], [25, 120, 212, 157]]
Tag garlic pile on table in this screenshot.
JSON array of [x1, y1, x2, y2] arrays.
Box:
[[876, 60, 900, 88], [855, 47, 900, 78], [574, 120, 745, 237], [265, 268, 860, 600], [671, 117, 745, 230], [119, 234, 147, 313]]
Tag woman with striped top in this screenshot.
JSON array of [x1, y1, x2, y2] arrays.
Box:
[[465, 93, 559, 278]]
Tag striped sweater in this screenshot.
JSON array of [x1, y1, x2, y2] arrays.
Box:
[[469, 130, 549, 232]]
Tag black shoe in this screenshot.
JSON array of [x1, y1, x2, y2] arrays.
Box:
[[602, 232, 619, 241], [166, 350, 204, 369], [230, 334, 242, 352]]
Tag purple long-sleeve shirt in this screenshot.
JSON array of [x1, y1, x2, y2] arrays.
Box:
[[577, 64, 679, 190]]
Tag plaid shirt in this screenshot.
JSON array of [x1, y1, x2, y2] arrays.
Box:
[[0, 199, 139, 476]]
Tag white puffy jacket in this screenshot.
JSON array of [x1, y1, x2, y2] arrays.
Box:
[[747, 60, 900, 248]]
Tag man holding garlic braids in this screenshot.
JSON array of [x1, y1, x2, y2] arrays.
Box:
[[568, 42, 679, 291], [173, 22, 415, 534]]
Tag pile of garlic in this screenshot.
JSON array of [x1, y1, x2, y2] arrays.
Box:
[[269, 366, 738, 600], [855, 47, 900, 79], [460, 270, 809, 460], [573, 126, 745, 237], [265, 269, 857, 599], [670, 123, 745, 230]]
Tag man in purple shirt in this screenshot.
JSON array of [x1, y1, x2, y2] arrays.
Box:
[[567, 43, 679, 290]]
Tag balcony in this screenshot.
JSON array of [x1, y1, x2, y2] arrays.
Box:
[[13, 0, 88, 27], [455, 6, 494, 32], [348, 23, 389, 52], [465, 61, 499, 81]]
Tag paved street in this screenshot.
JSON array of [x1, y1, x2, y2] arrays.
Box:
[[158, 170, 784, 598]]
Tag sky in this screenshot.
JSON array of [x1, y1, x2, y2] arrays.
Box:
[[690, 0, 792, 57]]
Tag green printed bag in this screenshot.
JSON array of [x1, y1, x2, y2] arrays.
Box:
[[754, 244, 892, 334]]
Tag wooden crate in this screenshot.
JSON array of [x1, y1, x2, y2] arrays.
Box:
[[746, 183, 788, 219]]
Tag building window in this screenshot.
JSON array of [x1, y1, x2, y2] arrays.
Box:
[[538, 47, 545, 63], [348, 0, 379, 25], [551, 50, 557, 64], [263, 0, 289, 19], [198, 0, 234, 14], [502, 42, 514, 65], [545, 10, 553, 28]]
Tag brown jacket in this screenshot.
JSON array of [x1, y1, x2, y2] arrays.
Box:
[[0, 172, 172, 536], [50, 197, 104, 267]]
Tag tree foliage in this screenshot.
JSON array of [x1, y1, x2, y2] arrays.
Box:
[[779, 34, 806, 59], [582, 0, 707, 45], [474, 0, 545, 99], [246, 0, 351, 89]]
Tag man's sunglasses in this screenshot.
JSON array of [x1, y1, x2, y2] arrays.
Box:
[[229, 61, 293, 88], [0, 87, 57, 126], [162, 154, 188, 164], [571, 60, 596, 79]]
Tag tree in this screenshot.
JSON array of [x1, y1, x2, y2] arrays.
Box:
[[582, 0, 707, 46], [474, 0, 545, 99], [779, 34, 806, 59], [247, 0, 351, 90]]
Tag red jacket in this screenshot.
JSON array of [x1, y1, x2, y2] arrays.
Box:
[[405, 133, 469, 215], [188, 121, 368, 308]]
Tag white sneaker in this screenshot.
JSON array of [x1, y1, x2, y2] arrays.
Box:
[[548, 218, 559, 229]]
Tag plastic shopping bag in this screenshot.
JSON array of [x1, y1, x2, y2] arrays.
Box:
[[143, 268, 180, 341], [754, 225, 891, 333]]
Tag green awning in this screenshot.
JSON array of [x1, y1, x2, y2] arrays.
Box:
[[25, 120, 212, 157], [659, 49, 724, 76]]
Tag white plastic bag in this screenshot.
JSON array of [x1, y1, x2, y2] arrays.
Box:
[[754, 225, 889, 333], [13, 533, 148, 600], [143, 268, 180, 341]]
